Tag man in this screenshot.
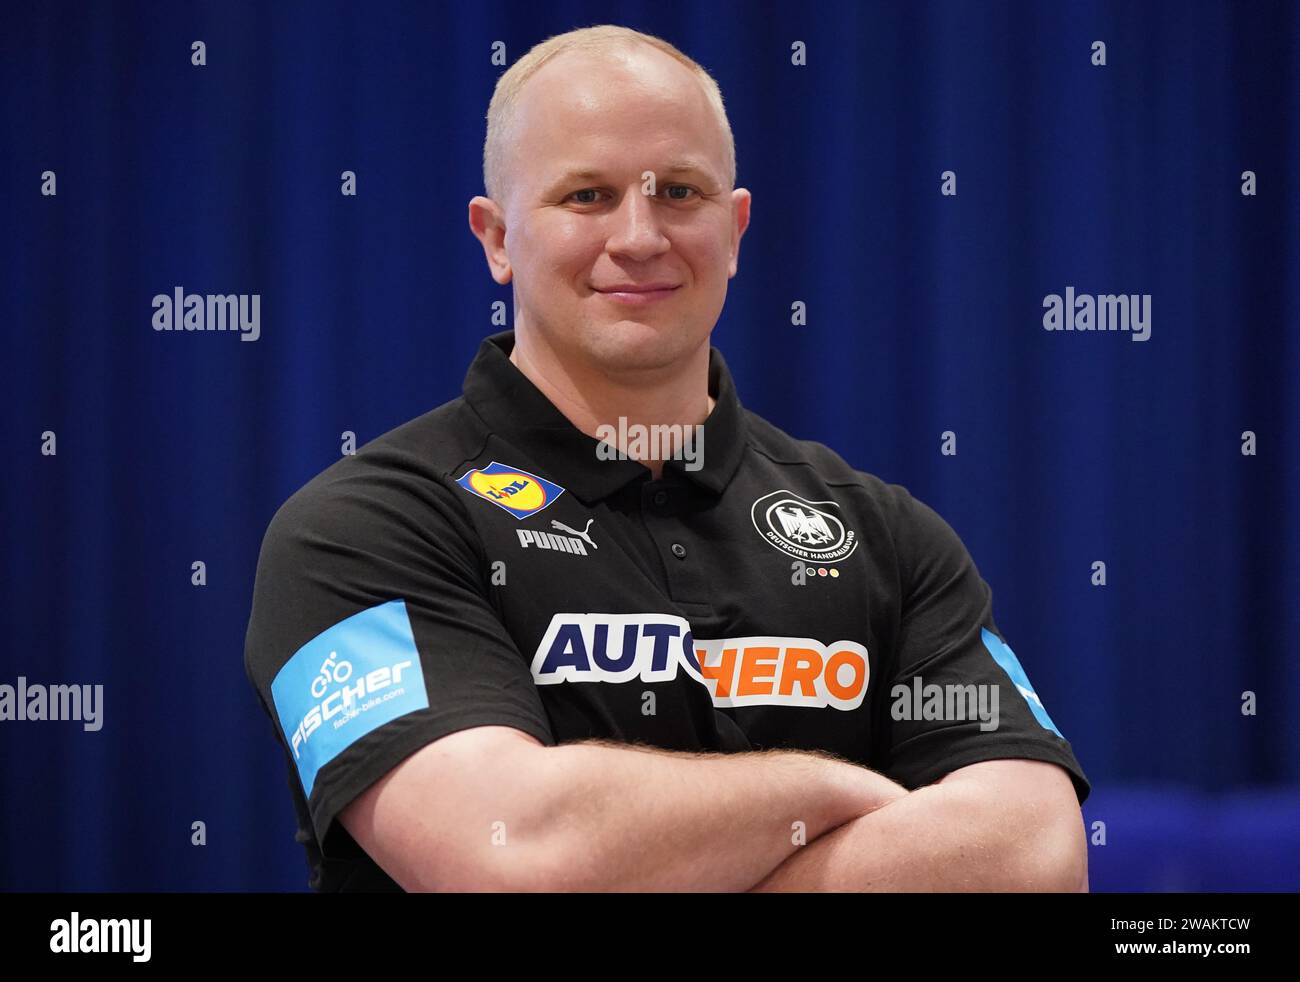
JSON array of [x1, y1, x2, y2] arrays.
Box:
[[244, 24, 1090, 892]]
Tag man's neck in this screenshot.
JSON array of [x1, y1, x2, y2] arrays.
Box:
[[508, 330, 715, 480]]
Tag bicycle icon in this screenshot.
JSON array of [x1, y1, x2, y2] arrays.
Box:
[[310, 651, 353, 698]]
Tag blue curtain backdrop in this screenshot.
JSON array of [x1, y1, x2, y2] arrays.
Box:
[[2, 0, 1297, 891]]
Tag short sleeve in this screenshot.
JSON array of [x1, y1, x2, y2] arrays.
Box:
[[879, 485, 1090, 805], [243, 462, 556, 854]]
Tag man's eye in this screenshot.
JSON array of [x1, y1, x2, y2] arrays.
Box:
[[566, 185, 698, 205], [661, 185, 698, 201]]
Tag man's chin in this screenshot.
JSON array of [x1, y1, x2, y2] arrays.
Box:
[[581, 319, 704, 374]]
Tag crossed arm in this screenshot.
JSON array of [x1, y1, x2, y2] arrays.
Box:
[[340, 726, 1088, 892], [750, 757, 1088, 891]]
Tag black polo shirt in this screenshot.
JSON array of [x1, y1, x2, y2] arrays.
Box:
[[243, 329, 1090, 892]]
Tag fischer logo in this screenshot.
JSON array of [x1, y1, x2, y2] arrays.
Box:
[[531, 614, 869, 711], [289, 650, 413, 760], [271, 599, 430, 797]]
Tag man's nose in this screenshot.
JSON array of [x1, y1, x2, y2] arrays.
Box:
[[605, 186, 670, 260]]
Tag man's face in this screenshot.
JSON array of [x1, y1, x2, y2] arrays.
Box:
[[481, 46, 750, 377]]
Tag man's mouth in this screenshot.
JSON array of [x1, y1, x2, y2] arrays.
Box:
[[593, 283, 682, 305]]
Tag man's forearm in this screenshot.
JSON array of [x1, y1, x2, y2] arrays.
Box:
[[513, 740, 905, 891], [749, 776, 1086, 892]]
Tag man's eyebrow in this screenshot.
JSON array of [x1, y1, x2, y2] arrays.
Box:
[[658, 159, 715, 178], [544, 160, 718, 191]]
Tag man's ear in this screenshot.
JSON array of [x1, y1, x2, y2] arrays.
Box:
[[468, 196, 513, 285], [728, 188, 752, 279]]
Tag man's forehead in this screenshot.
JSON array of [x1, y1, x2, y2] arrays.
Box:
[[516, 67, 722, 176], [532, 84, 708, 133], [533, 43, 700, 99], [519, 46, 715, 134]]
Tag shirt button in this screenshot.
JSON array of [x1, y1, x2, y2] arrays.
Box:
[[671, 542, 687, 559], [653, 490, 669, 507]]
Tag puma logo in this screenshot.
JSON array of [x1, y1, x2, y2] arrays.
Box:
[[551, 518, 597, 550]]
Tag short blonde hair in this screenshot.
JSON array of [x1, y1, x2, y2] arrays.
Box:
[[483, 25, 736, 206]]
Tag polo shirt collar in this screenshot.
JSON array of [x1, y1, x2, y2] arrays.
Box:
[[462, 330, 747, 505]]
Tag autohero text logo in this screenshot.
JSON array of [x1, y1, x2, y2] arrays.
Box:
[[271, 599, 430, 797], [751, 490, 858, 564], [532, 614, 870, 711], [151, 285, 261, 341], [595, 417, 703, 472]]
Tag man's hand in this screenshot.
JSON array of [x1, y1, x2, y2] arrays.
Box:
[[750, 758, 1087, 892]]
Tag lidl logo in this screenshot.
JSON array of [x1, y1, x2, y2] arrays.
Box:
[[456, 461, 565, 519]]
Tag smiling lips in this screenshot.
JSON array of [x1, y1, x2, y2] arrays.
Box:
[[593, 283, 681, 305]]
